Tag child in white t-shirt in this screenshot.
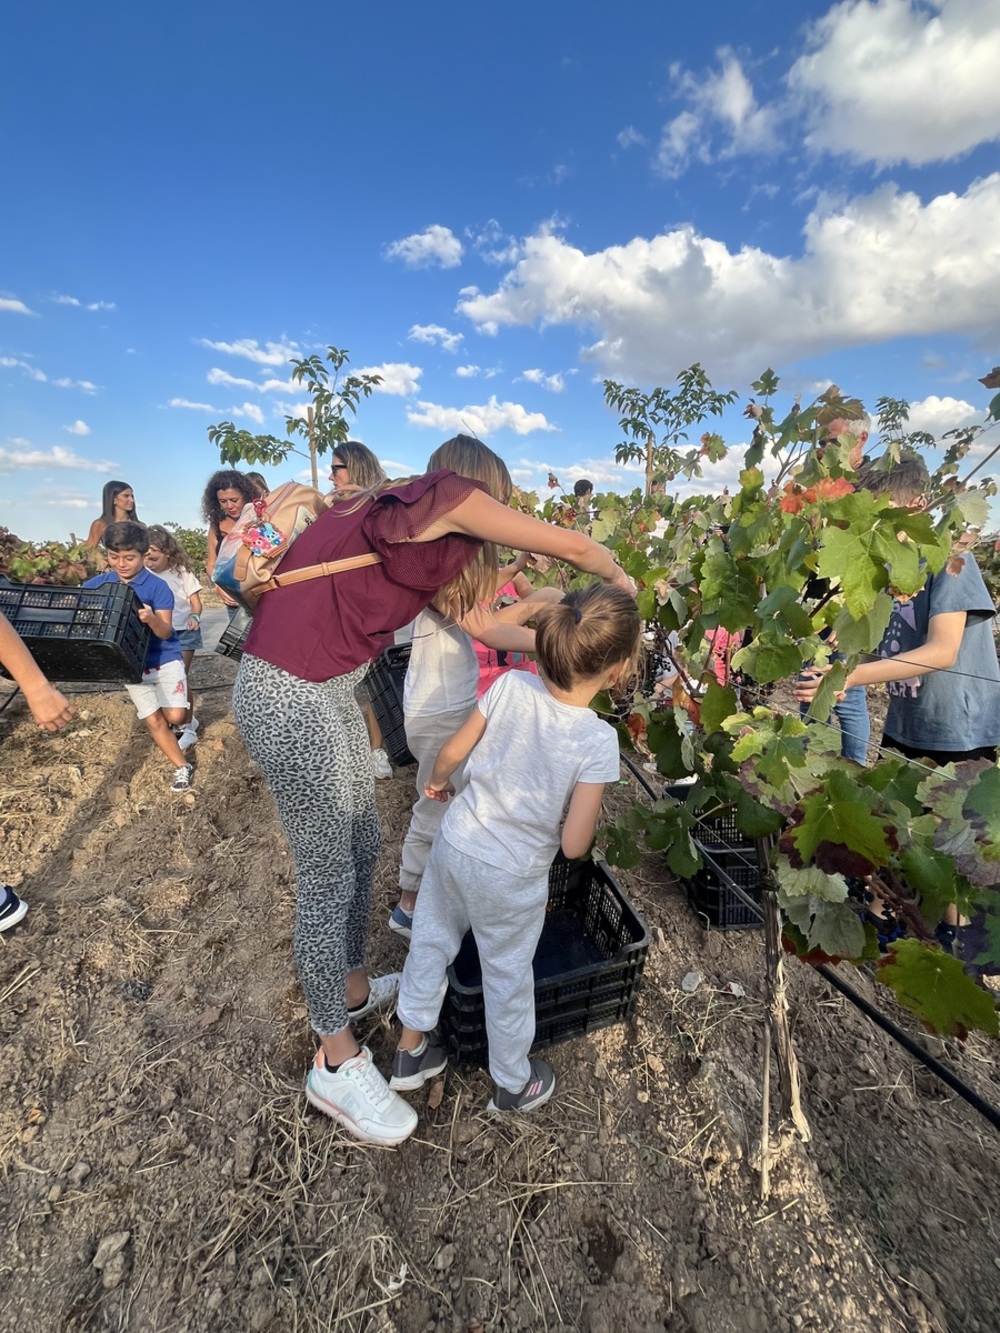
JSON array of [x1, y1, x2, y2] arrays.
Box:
[[390, 582, 640, 1113], [391, 438, 561, 941], [145, 525, 203, 751]]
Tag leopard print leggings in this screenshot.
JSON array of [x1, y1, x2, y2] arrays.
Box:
[[232, 653, 381, 1035]]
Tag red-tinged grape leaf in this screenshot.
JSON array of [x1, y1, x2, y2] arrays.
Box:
[[701, 680, 738, 735], [962, 764, 1000, 842], [877, 938, 999, 1038], [979, 366, 1000, 391], [787, 769, 892, 872]]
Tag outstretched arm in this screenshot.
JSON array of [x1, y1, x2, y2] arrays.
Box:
[[425, 708, 488, 802], [0, 613, 74, 730], [794, 611, 967, 703], [417, 489, 633, 594]]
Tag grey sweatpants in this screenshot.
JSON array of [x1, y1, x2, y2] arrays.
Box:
[[396, 836, 549, 1092], [398, 705, 473, 896], [233, 654, 381, 1036]]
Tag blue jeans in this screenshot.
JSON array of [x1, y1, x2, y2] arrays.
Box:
[[800, 683, 870, 764]]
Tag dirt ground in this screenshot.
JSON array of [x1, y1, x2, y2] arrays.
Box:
[[2, 657, 1000, 1333]]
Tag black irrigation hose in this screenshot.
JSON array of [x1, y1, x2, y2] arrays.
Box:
[[619, 749, 1000, 1135], [816, 964, 1000, 1133]]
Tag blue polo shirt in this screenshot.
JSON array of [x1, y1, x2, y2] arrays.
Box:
[[82, 568, 183, 670]]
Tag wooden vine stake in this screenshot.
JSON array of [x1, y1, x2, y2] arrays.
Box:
[[757, 839, 811, 1199]]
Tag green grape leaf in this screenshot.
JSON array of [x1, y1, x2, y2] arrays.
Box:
[[878, 939, 999, 1038], [831, 595, 894, 656], [646, 716, 690, 779], [701, 680, 739, 734], [779, 892, 866, 958], [666, 834, 702, 879], [776, 864, 848, 903], [602, 823, 644, 869], [785, 768, 893, 873], [731, 636, 803, 684], [898, 847, 961, 924], [734, 787, 785, 839]]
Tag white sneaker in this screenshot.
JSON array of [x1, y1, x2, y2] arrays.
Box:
[[371, 748, 393, 779], [179, 717, 200, 750], [305, 1047, 417, 1146], [347, 972, 401, 1021]]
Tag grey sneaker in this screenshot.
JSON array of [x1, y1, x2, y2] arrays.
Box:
[[389, 1037, 448, 1091], [488, 1059, 555, 1113], [170, 764, 193, 793], [179, 717, 200, 750]]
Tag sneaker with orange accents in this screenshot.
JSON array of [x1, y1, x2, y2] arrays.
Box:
[[304, 1046, 417, 1146]]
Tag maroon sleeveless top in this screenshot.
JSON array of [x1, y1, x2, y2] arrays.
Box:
[[243, 470, 485, 681]]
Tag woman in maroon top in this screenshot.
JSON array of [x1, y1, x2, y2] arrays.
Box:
[[232, 438, 633, 1146]]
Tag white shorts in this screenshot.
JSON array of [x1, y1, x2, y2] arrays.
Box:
[[125, 658, 189, 720]]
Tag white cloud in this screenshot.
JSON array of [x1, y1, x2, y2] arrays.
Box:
[[258, 378, 299, 395], [356, 362, 422, 396], [233, 402, 265, 424], [64, 420, 91, 436], [789, 0, 1000, 167], [616, 126, 646, 150], [456, 365, 481, 378], [207, 367, 256, 390], [903, 394, 983, 438], [52, 293, 115, 311], [42, 497, 90, 508], [1, 356, 47, 382], [656, 49, 778, 177], [197, 337, 299, 366], [406, 395, 556, 437], [408, 323, 464, 353], [0, 295, 34, 315], [521, 368, 565, 393], [1, 357, 99, 392], [468, 219, 521, 266], [168, 398, 217, 412], [457, 174, 1000, 385], [385, 224, 463, 269], [0, 442, 113, 473]]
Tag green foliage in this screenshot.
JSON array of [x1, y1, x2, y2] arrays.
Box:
[[207, 345, 381, 484], [0, 528, 102, 586], [597, 365, 1000, 1034], [878, 939, 999, 1039], [163, 523, 208, 576]]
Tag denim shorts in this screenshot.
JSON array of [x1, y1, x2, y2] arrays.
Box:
[[177, 627, 203, 652]]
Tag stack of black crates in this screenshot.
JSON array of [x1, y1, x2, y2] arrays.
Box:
[[665, 782, 763, 930], [0, 582, 150, 683]]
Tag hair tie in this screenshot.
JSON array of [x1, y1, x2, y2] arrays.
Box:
[[573, 606, 582, 624]]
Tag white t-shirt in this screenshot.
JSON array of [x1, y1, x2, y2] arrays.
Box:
[[441, 671, 621, 874], [159, 567, 202, 630], [403, 606, 479, 717]]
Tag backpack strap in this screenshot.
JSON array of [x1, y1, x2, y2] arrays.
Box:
[[256, 551, 383, 595]]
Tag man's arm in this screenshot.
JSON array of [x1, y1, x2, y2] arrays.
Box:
[[0, 612, 74, 730]]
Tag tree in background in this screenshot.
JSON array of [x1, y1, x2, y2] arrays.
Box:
[[207, 347, 381, 488]]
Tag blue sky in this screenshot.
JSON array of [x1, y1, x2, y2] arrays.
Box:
[[2, 0, 999, 542]]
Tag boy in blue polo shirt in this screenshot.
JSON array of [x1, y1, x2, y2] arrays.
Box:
[[83, 521, 193, 793]]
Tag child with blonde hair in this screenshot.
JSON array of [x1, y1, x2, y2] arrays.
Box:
[[390, 436, 561, 939], [145, 524, 203, 750], [390, 582, 640, 1112]]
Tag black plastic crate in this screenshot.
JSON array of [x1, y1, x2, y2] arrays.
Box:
[[680, 841, 762, 931], [662, 783, 743, 849], [0, 582, 150, 683], [439, 857, 649, 1068], [366, 641, 413, 767], [214, 607, 253, 661]]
